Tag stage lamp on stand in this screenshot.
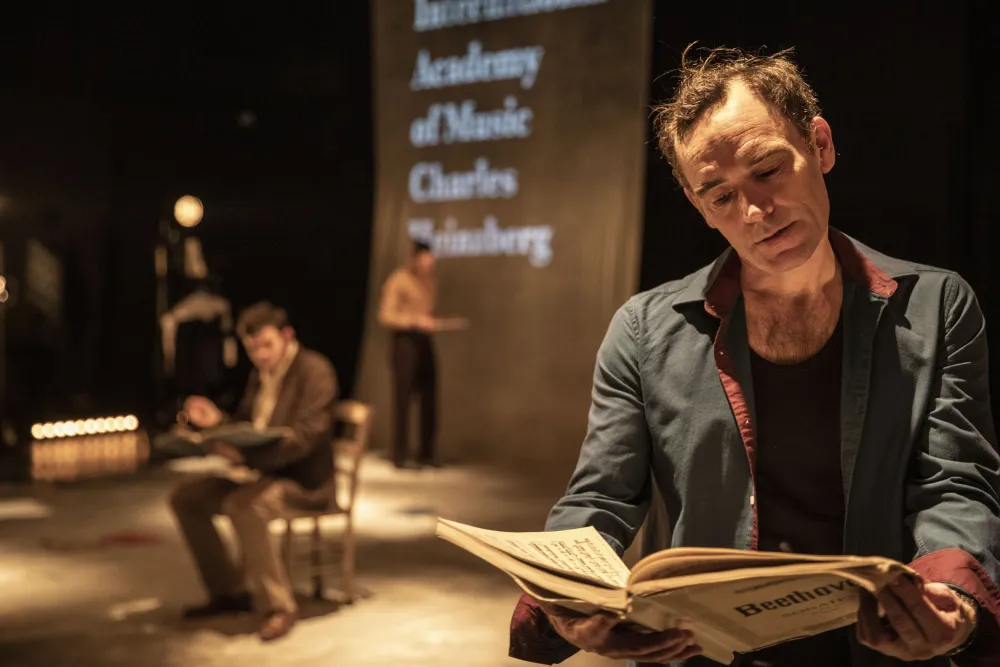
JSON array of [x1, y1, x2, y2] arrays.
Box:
[[154, 195, 205, 427], [173, 195, 203, 228], [157, 195, 205, 321]]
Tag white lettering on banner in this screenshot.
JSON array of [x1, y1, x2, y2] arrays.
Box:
[[409, 216, 553, 267], [411, 41, 545, 91], [410, 97, 533, 147], [409, 158, 519, 203], [413, 0, 609, 32]]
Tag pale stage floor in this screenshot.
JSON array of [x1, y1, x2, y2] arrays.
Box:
[[0, 454, 620, 667]]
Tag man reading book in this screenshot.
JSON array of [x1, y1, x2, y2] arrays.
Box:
[[509, 46, 1000, 667], [169, 301, 337, 641]]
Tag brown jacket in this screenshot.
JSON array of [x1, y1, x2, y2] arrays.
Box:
[[233, 347, 338, 490]]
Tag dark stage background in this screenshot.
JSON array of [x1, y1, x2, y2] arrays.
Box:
[[0, 4, 375, 447], [0, 2, 996, 468]]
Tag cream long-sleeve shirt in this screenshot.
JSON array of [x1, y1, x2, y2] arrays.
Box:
[[251, 340, 300, 429], [378, 268, 436, 330]]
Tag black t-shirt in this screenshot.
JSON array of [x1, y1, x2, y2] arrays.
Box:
[[741, 319, 851, 667]]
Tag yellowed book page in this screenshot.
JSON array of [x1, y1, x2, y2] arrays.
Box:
[[170, 423, 294, 444], [436, 520, 628, 609], [434, 317, 470, 331], [628, 551, 847, 586], [511, 576, 625, 616], [628, 549, 908, 586], [626, 594, 738, 665], [634, 566, 904, 653], [170, 427, 206, 444], [628, 547, 905, 585], [628, 558, 910, 596], [634, 546, 851, 564], [437, 519, 630, 588], [513, 577, 737, 666]]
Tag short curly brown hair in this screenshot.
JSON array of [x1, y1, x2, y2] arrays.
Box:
[[652, 44, 821, 188], [236, 301, 289, 337]]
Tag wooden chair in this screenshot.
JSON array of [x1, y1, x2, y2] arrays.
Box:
[[279, 400, 373, 602]]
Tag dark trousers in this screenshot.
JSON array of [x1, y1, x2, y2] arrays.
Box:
[[391, 331, 437, 464]]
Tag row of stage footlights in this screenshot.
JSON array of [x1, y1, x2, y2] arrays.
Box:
[[28, 416, 148, 482], [31, 416, 140, 440]]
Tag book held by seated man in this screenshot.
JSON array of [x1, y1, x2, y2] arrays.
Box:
[[153, 422, 294, 457], [436, 518, 915, 665]]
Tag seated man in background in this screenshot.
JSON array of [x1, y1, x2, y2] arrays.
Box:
[[169, 301, 338, 642]]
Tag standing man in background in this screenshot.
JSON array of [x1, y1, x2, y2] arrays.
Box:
[[378, 240, 443, 469]]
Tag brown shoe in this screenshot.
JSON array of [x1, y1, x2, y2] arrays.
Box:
[[182, 593, 254, 620], [259, 610, 297, 642]]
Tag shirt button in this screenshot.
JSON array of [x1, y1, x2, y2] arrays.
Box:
[[750, 495, 756, 506]]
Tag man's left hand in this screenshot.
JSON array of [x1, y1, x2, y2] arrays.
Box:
[[858, 576, 977, 660], [210, 441, 245, 465]]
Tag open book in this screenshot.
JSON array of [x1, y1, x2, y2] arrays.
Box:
[[435, 316, 470, 332], [153, 422, 293, 457], [437, 519, 913, 665]]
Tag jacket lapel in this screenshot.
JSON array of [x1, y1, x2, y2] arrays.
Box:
[[840, 279, 889, 518], [725, 299, 758, 431], [265, 354, 301, 428]]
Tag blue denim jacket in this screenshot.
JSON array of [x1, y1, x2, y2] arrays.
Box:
[[510, 231, 1000, 667]]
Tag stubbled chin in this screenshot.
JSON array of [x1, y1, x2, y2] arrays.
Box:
[[753, 235, 821, 273]]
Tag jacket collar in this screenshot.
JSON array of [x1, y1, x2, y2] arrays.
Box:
[[266, 340, 300, 382], [251, 340, 301, 386], [674, 228, 917, 319]]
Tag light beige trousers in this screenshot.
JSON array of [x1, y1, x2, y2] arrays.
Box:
[[170, 475, 320, 613]]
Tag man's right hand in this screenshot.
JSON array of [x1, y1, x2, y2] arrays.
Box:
[[537, 601, 702, 663], [412, 314, 439, 333], [183, 396, 223, 428]]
